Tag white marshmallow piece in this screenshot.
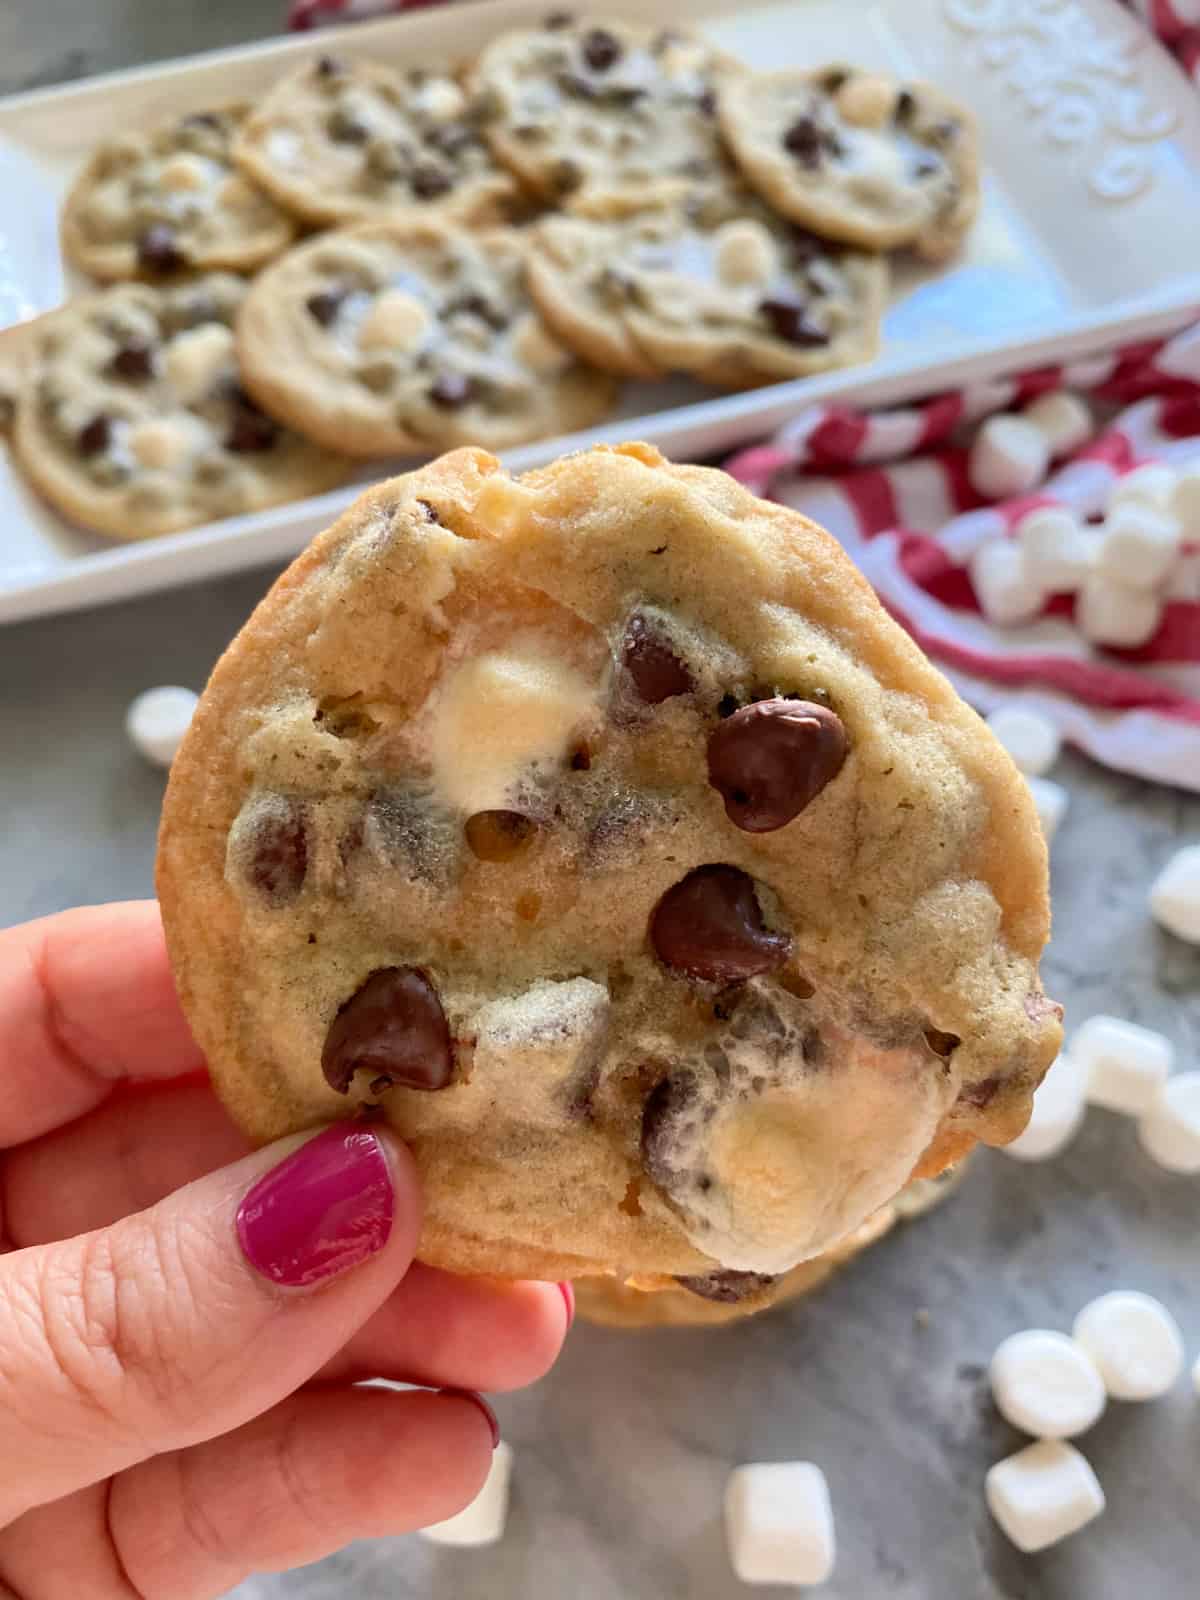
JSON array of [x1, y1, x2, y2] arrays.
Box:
[[985, 1440, 1105, 1554], [990, 1330, 1106, 1439], [125, 685, 198, 769], [969, 540, 1045, 627], [969, 415, 1051, 502], [1168, 459, 1200, 539], [1074, 1015, 1173, 1117], [1075, 572, 1161, 649], [1149, 845, 1200, 944], [1016, 506, 1096, 593], [986, 704, 1061, 776], [1072, 1291, 1185, 1401], [421, 1440, 513, 1547], [1097, 503, 1181, 591], [724, 1462, 835, 1587], [1002, 1051, 1088, 1162], [1023, 390, 1093, 460], [1108, 461, 1176, 512], [1026, 775, 1069, 843], [1138, 1072, 1200, 1174]]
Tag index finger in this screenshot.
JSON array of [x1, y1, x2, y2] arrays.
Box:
[[0, 900, 206, 1146]]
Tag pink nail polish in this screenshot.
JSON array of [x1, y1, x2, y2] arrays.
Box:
[[236, 1125, 394, 1288], [439, 1388, 501, 1449], [558, 1280, 576, 1330]]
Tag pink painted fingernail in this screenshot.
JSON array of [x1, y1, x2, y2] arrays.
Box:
[[558, 1280, 576, 1330], [236, 1125, 394, 1288], [440, 1387, 500, 1449]]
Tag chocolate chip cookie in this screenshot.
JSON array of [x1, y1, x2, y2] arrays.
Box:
[[61, 106, 296, 282], [157, 442, 1059, 1284], [11, 276, 351, 541], [233, 55, 519, 229], [468, 15, 740, 211], [719, 66, 979, 261], [527, 187, 887, 387], [235, 219, 617, 456]]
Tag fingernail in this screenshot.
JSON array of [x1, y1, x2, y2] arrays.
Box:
[[440, 1387, 500, 1449], [237, 1125, 394, 1288], [558, 1280, 576, 1330]]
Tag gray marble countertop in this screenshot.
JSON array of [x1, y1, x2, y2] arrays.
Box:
[[4, 7, 1200, 1598]]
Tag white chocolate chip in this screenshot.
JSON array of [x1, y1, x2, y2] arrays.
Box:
[[1138, 1072, 1200, 1173], [1075, 571, 1161, 649], [1073, 1291, 1184, 1400], [1026, 775, 1069, 842], [1108, 462, 1176, 512], [1149, 845, 1200, 944], [127, 419, 193, 471], [835, 73, 896, 129], [357, 288, 431, 353], [1097, 503, 1181, 591], [969, 539, 1045, 626], [985, 1441, 1105, 1554], [164, 323, 235, 406], [1016, 506, 1097, 592], [421, 1441, 513, 1547], [158, 152, 212, 192], [724, 1462, 835, 1586], [125, 685, 199, 768], [986, 704, 1061, 776], [1002, 1051, 1088, 1162], [417, 77, 467, 124], [1074, 1014, 1173, 1116], [990, 1330, 1106, 1439], [969, 416, 1051, 501], [1022, 390, 1093, 460], [714, 219, 776, 288], [510, 313, 572, 376]]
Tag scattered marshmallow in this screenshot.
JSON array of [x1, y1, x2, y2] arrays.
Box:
[[1022, 390, 1093, 460], [1108, 461, 1177, 511], [986, 704, 1061, 776], [1074, 1015, 1173, 1117], [1075, 571, 1162, 649], [1168, 459, 1200, 538], [421, 1441, 513, 1547], [1149, 845, 1200, 944], [1138, 1072, 1200, 1174], [724, 1462, 835, 1587], [969, 540, 1045, 626], [1002, 1051, 1088, 1162], [1016, 506, 1096, 592], [1027, 775, 1069, 842], [990, 1330, 1107, 1439], [1072, 1291, 1185, 1401], [985, 1440, 1105, 1554], [969, 415, 1051, 501], [1097, 503, 1181, 591], [125, 685, 198, 768]]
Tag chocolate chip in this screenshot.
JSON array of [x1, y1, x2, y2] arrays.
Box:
[[321, 966, 453, 1094], [411, 163, 453, 199], [651, 865, 791, 983], [444, 292, 507, 330], [544, 9, 575, 27], [913, 154, 941, 179], [315, 54, 345, 78], [706, 698, 847, 833], [77, 415, 112, 456], [328, 106, 369, 144], [758, 297, 829, 347], [136, 223, 184, 274], [581, 26, 621, 70], [305, 285, 347, 326], [181, 111, 222, 131], [620, 612, 694, 704], [818, 67, 850, 93], [247, 798, 308, 903], [465, 810, 537, 862], [783, 115, 823, 168], [895, 88, 916, 123], [552, 158, 583, 194], [673, 1269, 780, 1304], [696, 87, 718, 117], [429, 372, 475, 408], [109, 340, 156, 380], [226, 398, 279, 453]]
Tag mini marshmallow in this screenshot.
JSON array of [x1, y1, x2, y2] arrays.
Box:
[[421, 1441, 513, 1547], [1022, 390, 1093, 460], [986, 704, 1061, 776], [969, 415, 1051, 501], [1016, 506, 1096, 592], [985, 1440, 1105, 1554], [1072, 1291, 1184, 1401], [1097, 503, 1181, 591], [1026, 775, 1069, 842], [1002, 1051, 1088, 1162], [724, 1462, 835, 1587], [990, 1330, 1106, 1439], [1168, 459, 1200, 539], [1138, 1072, 1200, 1174], [1075, 572, 1161, 649], [969, 540, 1045, 627], [1108, 461, 1176, 511], [1074, 1015, 1173, 1116], [125, 686, 198, 769], [1149, 845, 1200, 944]]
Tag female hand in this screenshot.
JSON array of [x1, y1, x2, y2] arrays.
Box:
[[0, 901, 571, 1599]]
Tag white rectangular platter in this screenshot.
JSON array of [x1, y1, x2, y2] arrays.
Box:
[[3, 0, 1199, 624]]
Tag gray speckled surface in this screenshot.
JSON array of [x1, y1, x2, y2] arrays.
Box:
[[4, 7, 1200, 1599]]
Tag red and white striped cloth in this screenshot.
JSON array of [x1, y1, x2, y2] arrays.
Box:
[[288, 0, 1200, 788]]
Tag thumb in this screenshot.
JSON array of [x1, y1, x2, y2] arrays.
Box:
[[0, 1123, 419, 1526]]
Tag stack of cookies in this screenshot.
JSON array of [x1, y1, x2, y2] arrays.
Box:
[[2, 15, 980, 542]]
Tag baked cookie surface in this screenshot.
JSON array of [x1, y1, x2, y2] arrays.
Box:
[[61, 106, 296, 282], [233, 55, 519, 228], [157, 443, 1059, 1282], [719, 66, 979, 260], [12, 276, 350, 541], [236, 219, 617, 456]]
